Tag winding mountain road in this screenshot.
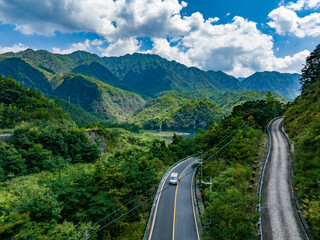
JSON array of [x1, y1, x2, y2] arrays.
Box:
[[148, 157, 200, 240], [261, 118, 308, 240]]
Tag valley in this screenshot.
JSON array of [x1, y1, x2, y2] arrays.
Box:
[[0, 45, 319, 240], [0, 49, 295, 130]]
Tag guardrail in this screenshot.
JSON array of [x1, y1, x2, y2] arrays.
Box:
[[142, 152, 201, 240], [193, 166, 205, 239]]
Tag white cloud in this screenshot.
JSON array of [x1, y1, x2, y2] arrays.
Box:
[[287, 0, 320, 11], [150, 16, 309, 77], [0, 43, 28, 53], [52, 39, 91, 54], [208, 17, 220, 23], [91, 39, 105, 46], [100, 38, 141, 57], [0, 0, 188, 40], [268, 0, 320, 37], [0, 0, 311, 76]]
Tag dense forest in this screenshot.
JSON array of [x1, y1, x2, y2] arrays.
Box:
[[0, 50, 294, 129], [1, 45, 316, 239], [129, 91, 288, 130], [194, 96, 286, 239], [0, 76, 196, 239], [284, 44, 320, 238]]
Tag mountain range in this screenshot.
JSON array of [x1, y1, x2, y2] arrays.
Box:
[[0, 49, 299, 128]]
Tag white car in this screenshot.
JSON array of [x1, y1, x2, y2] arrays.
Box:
[[169, 172, 178, 185]]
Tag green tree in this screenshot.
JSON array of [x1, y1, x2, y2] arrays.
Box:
[[301, 43, 320, 89]]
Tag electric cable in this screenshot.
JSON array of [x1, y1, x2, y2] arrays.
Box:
[[76, 123, 249, 239]]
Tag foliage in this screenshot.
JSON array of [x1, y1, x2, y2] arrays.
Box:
[[195, 100, 268, 239], [0, 76, 100, 181], [284, 49, 320, 238], [0, 75, 70, 129], [230, 95, 286, 129], [47, 95, 101, 126], [207, 70, 244, 90], [52, 73, 145, 122], [213, 89, 289, 114], [300, 43, 320, 90], [241, 71, 301, 99], [130, 92, 224, 130]]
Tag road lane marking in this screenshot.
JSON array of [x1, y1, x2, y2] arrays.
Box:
[[191, 167, 200, 240], [172, 159, 196, 240], [149, 157, 197, 240]]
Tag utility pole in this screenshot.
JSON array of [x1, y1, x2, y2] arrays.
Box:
[[68, 96, 71, 103]]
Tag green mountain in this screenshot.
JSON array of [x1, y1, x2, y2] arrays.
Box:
[[0, 75, 70, 129], [0, 57, 52, 93], [72, 61, 124, 89], [242, 71, 301, 99], [47, 95, 101, 126], [130, 92, 223, 130], [283, 44, 320, 238], [207, 70, 244, 90], [284, 75, 320, 238], [213, 89, 289, 113], [52, 73, 145, 122], [0, 49, 297, 127], [103, 53, 225, 97], [3, 49, 103, 75]]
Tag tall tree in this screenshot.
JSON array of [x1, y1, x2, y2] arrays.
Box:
[[301, 44, 320, 89]]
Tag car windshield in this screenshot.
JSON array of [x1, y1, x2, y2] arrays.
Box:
[[171, 176, 177, 180]]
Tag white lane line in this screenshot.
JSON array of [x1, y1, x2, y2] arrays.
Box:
[[191, 164, 200, 240]]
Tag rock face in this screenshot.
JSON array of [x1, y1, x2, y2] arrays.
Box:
[[85, 131, 108, 154]]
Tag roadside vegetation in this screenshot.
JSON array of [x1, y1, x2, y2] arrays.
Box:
[[0, 75, 196, 239], [284, 44, 320, 238], [195, 96, 286, 239]]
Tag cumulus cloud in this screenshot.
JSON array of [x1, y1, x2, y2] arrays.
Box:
[[287, 0, 320, 11], [100, 38, 141, 56], [52, 39, 91, 54], [0, 0, 188, 40], [268, 0, 320, 37], [150, 16, 309, 77], [0, 0, 311, 76], [0, 43, 28, 53]]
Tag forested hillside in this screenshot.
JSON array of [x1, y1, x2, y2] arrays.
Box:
[[103, 53, 224, 97], [0, 49, 296, 129], [213, 90, 289, 113], [283, 44, 320, 238], [130, 92, 224, 130], [242, 71, 301, 99], [207, 70, 244, 90], [52, 73, 145, 122], [195, 96, 286, 239], [0, 75, 197, 239]]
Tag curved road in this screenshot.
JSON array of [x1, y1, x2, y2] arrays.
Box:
[[149, 157, 200, 240], [261, 118, 308, 240]]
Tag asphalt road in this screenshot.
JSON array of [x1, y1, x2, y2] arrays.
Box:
[[149, 157, 199, 240], [261, 118, 308, 240]]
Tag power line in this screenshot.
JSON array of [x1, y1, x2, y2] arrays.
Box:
[[178, 124, 250, 182], [76, 123, 249, 239], [84, 185, 170, 240], [90, 188, 154, 229]]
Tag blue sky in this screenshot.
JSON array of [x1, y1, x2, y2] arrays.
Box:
[[0, 0, 319, 77]]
